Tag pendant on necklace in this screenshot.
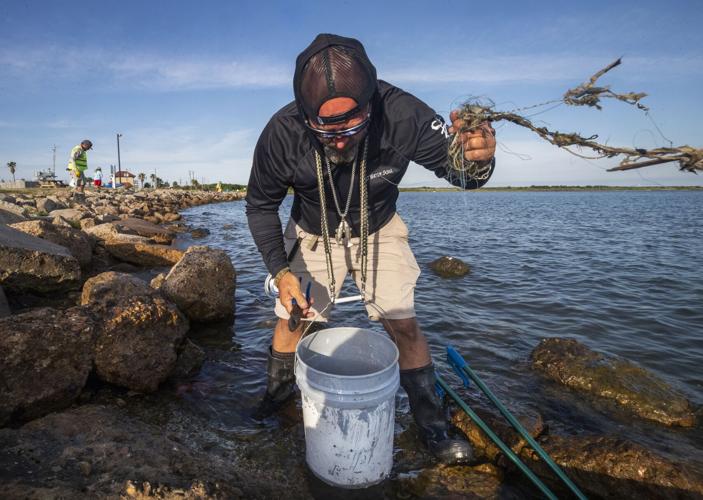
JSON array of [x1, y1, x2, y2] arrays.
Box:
[[335, 219, 346, 245], [335, 218, 354, 247], [344, 220, 353, 248]]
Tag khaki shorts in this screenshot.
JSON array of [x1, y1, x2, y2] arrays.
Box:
[[275, 213, 421, 322]]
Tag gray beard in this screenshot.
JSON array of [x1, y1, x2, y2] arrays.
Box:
[[323, 144, 356, 165]]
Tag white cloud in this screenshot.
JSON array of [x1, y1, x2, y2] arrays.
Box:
[[3, 44, 702, 92], [0, 46, 292, 91], [380, 54, 703, 85]]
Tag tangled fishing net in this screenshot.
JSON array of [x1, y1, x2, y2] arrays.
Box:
[[448, 58, 703, 180]]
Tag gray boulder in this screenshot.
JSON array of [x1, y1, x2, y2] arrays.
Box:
[[161, 246, 235, 322], [10, 219, 93, 268], [35, 197, 57, 213], [531, 338, 696, 427], [48, 208, 89, 224], [0, 307, 95, 427], [112, 217, 175, 244], [0, 199, 25, 218], [80, 271, 155, 305], [429, 256, 471, 278], [94, 295, 189, 392], [0, 224, 81, 293], [0, 206, 26, 225]]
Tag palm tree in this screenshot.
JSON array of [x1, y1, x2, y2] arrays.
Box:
[[149, 173, 157, 189], [138, 172, 146, 189], [7, 162, 16, 182]]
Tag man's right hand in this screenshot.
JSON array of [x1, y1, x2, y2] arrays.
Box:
[[278, 271, 314, 318]]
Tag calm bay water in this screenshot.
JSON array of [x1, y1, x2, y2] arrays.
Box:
[[178, 190, 702, 471]]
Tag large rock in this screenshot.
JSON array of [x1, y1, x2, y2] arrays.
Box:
[[397, 463, 506, 498], [80, 271, 155, 305], [429, 256, 471, 278], [0, 199, 26, 219], [161, 246, 235, 322], [35, 197, 57, 213], [0, 207, 26, 225], [520, 434, 703, 499], [94, 295, 189, 392], [10, 219, 93, 268], [531, 338, 696, 427], [104, 240, 184, 267], [84, 222, 128, 241], [48, 208, 89, 224], [452, 404, 545, 464], [0, 224, 81, 293], [112, 217, 175, 244], [0, 307, 95, 427]]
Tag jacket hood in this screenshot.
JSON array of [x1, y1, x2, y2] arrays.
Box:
[[293, 33, 377, 124]]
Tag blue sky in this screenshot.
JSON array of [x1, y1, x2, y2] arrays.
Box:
[[1, 0, 702, 187]]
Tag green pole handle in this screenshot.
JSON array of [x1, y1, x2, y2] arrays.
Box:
[[435, 374, 558, 500], [450, 348, 587, 500]]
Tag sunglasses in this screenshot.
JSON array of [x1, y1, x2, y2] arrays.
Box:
[[305, 112, 371, 140]]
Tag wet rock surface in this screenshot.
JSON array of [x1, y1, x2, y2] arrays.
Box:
[[0, 224, 81, 293], [0, 307, 95, 426], [190, 227, 210, 238], [94, 295, 189, 392], [80, 271, 156, 305], [430, 255, 471, 278], [531, 338, 696, 427], [161, 245, 235, 323], [0, 404, 302, 499], [10, 219, 93, 268], [451, 403, 545, 464], [520, 434, 703, 499], [169, 338, 206, 380]]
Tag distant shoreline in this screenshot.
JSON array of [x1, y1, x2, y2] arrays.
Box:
[[399, 186, 703, 192]]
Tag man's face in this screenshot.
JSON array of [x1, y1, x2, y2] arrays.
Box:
[[308, 97, 369, 164]]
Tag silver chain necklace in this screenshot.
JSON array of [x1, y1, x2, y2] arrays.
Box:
[[314, 138, 369, 302], [324, 153, 357, 247]]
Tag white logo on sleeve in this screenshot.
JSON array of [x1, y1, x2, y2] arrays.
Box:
[[430, 115, 450, 139]]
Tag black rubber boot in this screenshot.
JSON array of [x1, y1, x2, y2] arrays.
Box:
[[401, 364, 474, 465], [252, 347, 296, 420]]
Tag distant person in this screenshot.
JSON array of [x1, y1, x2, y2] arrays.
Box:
[[216, 181, 223, 192], [93, 167, 103, 190], [246, 34, 496, 465], [67, 140, 92, 194]]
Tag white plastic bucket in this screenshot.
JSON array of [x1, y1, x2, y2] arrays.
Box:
[[295, 327, 400, 488]]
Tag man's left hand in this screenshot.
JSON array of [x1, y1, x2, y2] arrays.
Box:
[[448, 111, 496, 163]]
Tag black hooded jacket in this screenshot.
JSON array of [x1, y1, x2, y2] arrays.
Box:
[[245, 35, 495, 277]]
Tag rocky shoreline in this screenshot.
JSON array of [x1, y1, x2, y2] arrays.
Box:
[[1, 189, 702, 498]]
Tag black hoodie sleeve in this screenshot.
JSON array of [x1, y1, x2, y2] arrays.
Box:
[[245, 117, 294, 277], [382, 85, 494, 189]]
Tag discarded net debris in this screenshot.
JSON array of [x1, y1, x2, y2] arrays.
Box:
[[449, 58, 703, 179]]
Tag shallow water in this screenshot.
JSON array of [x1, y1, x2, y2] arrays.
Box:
[[175, 190, 702, 478]]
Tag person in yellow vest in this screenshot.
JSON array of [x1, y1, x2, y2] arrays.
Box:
[[68, 139, 92, 193], [216, 181, 223, 193]]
